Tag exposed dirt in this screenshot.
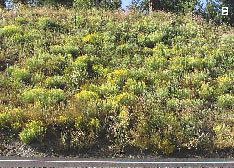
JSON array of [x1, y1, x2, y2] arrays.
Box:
[[0, 134, 233, 159]]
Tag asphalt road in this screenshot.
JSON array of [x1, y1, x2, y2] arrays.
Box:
[[0, 158, 233, 168]]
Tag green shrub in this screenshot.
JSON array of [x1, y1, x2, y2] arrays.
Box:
[[109, 107, 130, 152], [76, 116, 100, 134], [74, 116, 87, 132], [10, 67, 30, 83], [180, 112, 213, 151], [129, 67, 148, 81], [137, 31, 163, 48], [0, 108, 25, 134], [198, 82, 214, 100], [11, 122, 22, 134], [16, 17, 28, 25], [38, 18, 61, 31], [73, 55, 91, 69], [0, 25, 22, 37], [153, 43, 171, 59], [180, 98, 203, 110], [27, 29, 41, 39], [148, 110, 180, 154], [92, 64, 108, 77], [65, 55, 91, 86], [141, 47, 154, 56], [183, 70, 209, 87], [10, 31, 38, 44], [114, 92, 135, 105], [43, 54, 68, 75], [43, 53, 69, 75], [67, 67, 88, 86], [0, 112, 11, 131], [82, 33, 103, 45], [158, 139, 175, 155], [64, 45, 80, 58], [19, 120, 46, 144], [73, 0, 92, 10], [31, 73, 45, 85], [176, 88, 193, 99], [162, 24, 192, 46], [75, 90, 98, 102], [7, 108, 25, 134], [167, 98, 180, 110], [44, 76, 65, 89], [26, 53, 69, 75], [216, 75, 233, 93], [56, 115, 71, 129], [217, 94, 234, 108], [50, 45, 80, 58], [22, 88, 65, 106], [68, 130, 87, 150], [96, 82, 119, 97], [71, 116, 100, 150], [146, 55, 168, 70], [116, 43, 136, 55], [131, 117, 151, 152], [220, 34, 234, 46], [50, 45, 65, 55], [89, 118, 101, 135], [47, 89, 66, 105], [186, 56, 204, 70], [124, 78, 146, 95], [26, 57, 44, 72], [213, 124, 234, 149], [22, 88, 46, 104], [107, 69, 128, 86], [169, 56, 186, 73], [155, 86, 170, 99], [204, 54, 217, 68]]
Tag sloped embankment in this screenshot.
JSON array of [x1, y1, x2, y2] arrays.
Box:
[[0, 6, 233, 157]]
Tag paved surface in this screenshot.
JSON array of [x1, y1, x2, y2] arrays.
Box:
[[0, 158, 233, 167]]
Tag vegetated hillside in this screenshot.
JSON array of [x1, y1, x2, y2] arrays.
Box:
[[0, 6, 233, 157]]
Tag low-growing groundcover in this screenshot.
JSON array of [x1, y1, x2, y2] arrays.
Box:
[[0, 6, 233, 157]]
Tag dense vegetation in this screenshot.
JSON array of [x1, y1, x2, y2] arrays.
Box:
[[0, 5, 233, 156], [1, 0, 234, 26]]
